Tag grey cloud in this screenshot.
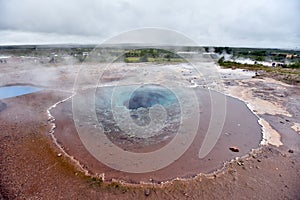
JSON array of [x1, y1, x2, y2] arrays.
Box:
[[0, 0, 299, 48]]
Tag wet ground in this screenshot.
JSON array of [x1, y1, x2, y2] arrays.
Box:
[[0, 101, 6, 112], [0, 57, 299, 199]]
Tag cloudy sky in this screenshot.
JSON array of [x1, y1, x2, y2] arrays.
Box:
[[0, 0, 299, 48]]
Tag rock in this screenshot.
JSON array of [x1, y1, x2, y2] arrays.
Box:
[[144, 188, 151, 196], [237, 161, 244, 166], [229, 146, 239, 152], [257, 159, 261, 162], [57, 153, 62, 157], [184, 192, 189, 197], [288, 149, 294, 153]]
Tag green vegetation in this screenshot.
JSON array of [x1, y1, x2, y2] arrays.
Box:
[[285, 62, 300, 69], [87, 176, 104, 187], [230, 48, 300, 63], [214, 47, 232, 54], [124, 48, 185, 63], [218, 56, 300, 70]]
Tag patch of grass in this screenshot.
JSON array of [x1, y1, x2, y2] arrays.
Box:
[[85, 176, 131, 193], [87, 176, 104, 187], [124, 48, 186, 63], [125, 56, 185, 63], [102, 181, 130, 194], [125, 57, 141, 63]]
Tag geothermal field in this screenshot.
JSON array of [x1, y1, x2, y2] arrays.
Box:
[[0, 46, 299, 199]]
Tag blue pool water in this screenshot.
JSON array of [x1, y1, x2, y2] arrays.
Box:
[[111, 85, 179, 109], [0, 85, 43, 99], [127, 85, 178, 109]]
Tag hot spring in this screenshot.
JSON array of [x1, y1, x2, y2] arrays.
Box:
[[53, 83, 263, 183]]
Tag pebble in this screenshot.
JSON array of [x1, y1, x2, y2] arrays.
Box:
[[288, 149, 294, 153], [291, 161, 295, 165], [237, 161, 244, 166], [144, 188, 151, 196], [229, 146, 240, 152]]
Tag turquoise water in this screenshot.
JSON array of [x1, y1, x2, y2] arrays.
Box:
[[0, 85, 43, 99], [128, 85, 178, 109], [111, 85, 178, 109]]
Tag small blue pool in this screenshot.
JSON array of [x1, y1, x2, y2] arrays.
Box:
[[0, 85, 43, 99]]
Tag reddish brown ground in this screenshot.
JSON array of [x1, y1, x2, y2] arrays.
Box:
[[0, 89, 299, 199], [0, 59, 299, 199]]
